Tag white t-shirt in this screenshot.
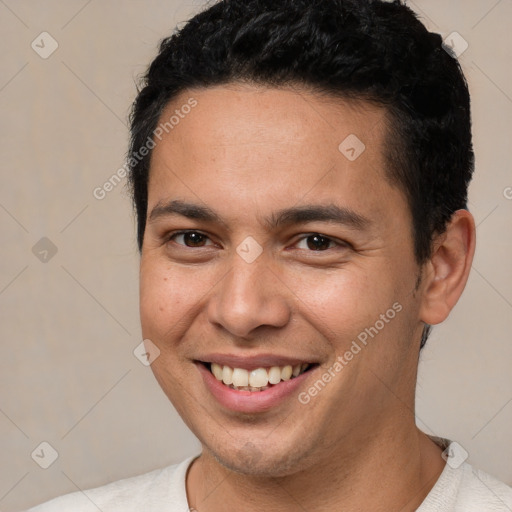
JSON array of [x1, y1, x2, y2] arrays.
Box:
[[27, 442, 512, 511]]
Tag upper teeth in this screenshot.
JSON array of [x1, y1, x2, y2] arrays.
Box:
[[210, 363, 309, 390]]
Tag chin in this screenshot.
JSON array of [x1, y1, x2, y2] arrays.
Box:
[[206, 437, 316, 478]]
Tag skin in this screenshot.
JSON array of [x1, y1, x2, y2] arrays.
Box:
[[139, 83, 476, 511]]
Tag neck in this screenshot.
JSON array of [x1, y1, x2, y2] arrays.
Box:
[[186, 423, 445, 512]]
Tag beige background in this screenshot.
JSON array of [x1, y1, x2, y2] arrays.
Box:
[[0, 1, 511, 510]]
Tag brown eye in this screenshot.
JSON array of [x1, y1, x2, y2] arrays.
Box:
[[171, 231, 213, 247], [297, 234, 336, 251]]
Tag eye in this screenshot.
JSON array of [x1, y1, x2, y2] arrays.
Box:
[[166, 231, 346, 253], [168, 230, 215, 248], [295, 233, 341, 251]]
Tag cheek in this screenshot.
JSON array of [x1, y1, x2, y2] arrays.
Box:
[[285, 265, 396, 335], [139, 258, 206, 339]]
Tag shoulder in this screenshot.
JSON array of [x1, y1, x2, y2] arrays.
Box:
[[455, 463, 512, 511], [418, 438, 512, 511], [419, 455, 512, 511], [25, 457, 196, 512]]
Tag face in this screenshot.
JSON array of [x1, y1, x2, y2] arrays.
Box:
[[140, 84, 426, 476]]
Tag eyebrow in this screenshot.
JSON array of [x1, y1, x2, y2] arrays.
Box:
[[148, 199, 370, 231]]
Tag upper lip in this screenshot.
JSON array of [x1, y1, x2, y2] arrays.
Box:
[[196, 353, 317, 371]]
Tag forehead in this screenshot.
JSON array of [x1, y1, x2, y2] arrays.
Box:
[[155, 83, 386, 156], [147, 84, 406, 229]]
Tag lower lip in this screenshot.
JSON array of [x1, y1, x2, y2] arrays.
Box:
[[197, 363, 314, 413]]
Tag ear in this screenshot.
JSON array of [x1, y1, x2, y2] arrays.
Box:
[[419, 209, 476, 325]]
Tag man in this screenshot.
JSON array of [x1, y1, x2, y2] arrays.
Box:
[[28, 0, 512, 510]]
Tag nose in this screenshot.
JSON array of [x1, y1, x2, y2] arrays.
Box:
[[207, 253, 291, 339]]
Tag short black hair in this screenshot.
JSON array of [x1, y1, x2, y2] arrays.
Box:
[[127, 0, 474, 347]]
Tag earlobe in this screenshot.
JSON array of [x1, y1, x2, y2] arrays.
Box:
[[419, 209, 476, 326]]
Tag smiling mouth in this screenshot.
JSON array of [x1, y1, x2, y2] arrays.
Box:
[[201, 362, 316, 392]]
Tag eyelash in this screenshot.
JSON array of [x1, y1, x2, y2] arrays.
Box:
[[166, 230, 347, 252]]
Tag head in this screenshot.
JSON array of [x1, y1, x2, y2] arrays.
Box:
[[128, 0, 475, 476], [129, 0, 474, 350]]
